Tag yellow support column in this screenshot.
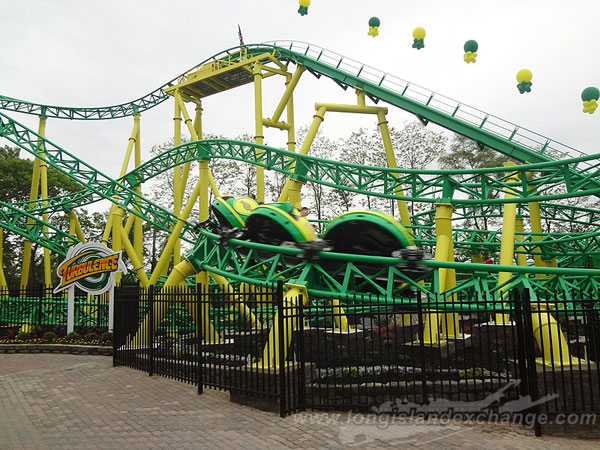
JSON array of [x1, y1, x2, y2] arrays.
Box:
[[0, 230, 7, 288], [434, 203, 461, 339], [173, 90, 183, 266], [495, 163, 520, 324], [260, 284, 306, 369], [39, 147, 52, 285], [528, 197, 546, 277], [269, 64, 304, 124], [148, 178, 203, 285], [21, 115, 46, 287], [515, 217, 528, 268], [471, 252, 483, 264], [68, 211, 86, 242], [254, 65, 265, 202], [193, 101, 210, 289], [285, 71, 297, 154], [330, 298, 350, 332], [119, 227, 149, 287], [278, 106, 326, 204], [101, 116, 140, 245], [133, 113, 144, 265], [208, 272, 260, 328], [377, 110, 411, 226], [111, 208, 125, 285], [132, 260, 220, 348]]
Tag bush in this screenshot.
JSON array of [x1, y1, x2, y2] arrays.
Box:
[[42, 331, 57, 343], [15, 331, 30, 342], [65, 331, 80, 342], [101, 332, 113, 343], [85, 332, 99, 342]]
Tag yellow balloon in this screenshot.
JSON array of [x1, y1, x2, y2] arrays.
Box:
[[413, 27, 426, 39], [516, 69, 532, 83]]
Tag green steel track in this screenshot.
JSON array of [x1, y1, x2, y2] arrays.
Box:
[[1, 120, 600, 264], [1, 41, 600, 300]]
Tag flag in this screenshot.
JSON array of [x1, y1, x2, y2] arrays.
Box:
[[238, 24, 245, 46]]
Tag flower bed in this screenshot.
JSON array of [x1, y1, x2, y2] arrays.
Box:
[[0, 327, 113, 351]]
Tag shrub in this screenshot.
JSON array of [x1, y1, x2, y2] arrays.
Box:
[[15, 331, 30, 342], [85, 332, 99, 342], [65, 331, 80, 342], [458, 367, 491, 379], [42, 331, 57, 343], [101, 332, 113, 343]]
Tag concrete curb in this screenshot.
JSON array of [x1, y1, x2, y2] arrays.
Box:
[[0, 343, 112, 356]]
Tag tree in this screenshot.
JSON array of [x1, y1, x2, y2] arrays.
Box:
[[0, 146, 90, 285], [437, 134, 509, 173]]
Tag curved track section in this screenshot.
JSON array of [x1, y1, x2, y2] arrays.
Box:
[[1, 41, 600, 300]]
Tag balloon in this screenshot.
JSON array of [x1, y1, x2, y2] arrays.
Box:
[[412, 27, 426, 50], [413, 27, 426, 39], [581, 87, 600, 102], [368, 17, 380, 37], [464, 52, 477, 63], [369, 17, 381, 27], [297, 0, 310, 16], [583, 100, 598, 114], [516, 69, 533, 83], [464, 40, 478, 53]]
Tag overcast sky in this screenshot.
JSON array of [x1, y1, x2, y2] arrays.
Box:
[[1, 0, 599, 202]]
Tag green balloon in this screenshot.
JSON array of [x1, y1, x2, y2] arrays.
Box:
[[464, 40, 478, 53], [581, 87, 600, 102], [368, 17, 380, 27]]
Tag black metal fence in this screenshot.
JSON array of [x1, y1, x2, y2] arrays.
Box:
[[113, 284, 600, 430], [0, 285, 109, 336], [113, 282, 304, 417]]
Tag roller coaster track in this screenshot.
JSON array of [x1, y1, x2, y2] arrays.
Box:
[[1, 42, 597, 172], [2, 112, 600, 262], [1, 41, 600, 296], [185, 228, 600, 302]]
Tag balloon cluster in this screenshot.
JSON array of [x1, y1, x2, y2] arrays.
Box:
[[298, 0, 310, 16], [290, 8, 597, 114], [412, 27, 426, 50], [368, 17, 380, 37], [463, 40, 478, 63], [581, 87, 599, 114], [516, 69, 533, 94]]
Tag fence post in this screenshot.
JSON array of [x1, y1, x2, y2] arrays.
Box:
[[416, 290, 428, 406], [113, 285, 118, 367], [196, 282, 203, 395], [277, 280, 287, 418], [519, 288, 542, 437], [37, 284, 44, 328], [297, 288, 306, 413], [513, 289, 529, 400], [148, 284, 155, 377]]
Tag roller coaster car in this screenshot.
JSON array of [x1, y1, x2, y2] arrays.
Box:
[[211, 196, 258, 229], [243, 202, 317, 246], [322, 210, 426, 285], [323, 210, 415, 256]]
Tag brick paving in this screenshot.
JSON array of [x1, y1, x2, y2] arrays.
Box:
[[1, 353, 599, 449]]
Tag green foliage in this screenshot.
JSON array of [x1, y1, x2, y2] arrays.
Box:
[[437, 135, 510, 173], [85, 332, 99, 342], [15, 331, 30, 341], [0, 145, 104, 286], [101, 331, 113, 343], [458, 367, 491, 379], [0, 145, 83, 204], [341, 367, 364, 378], [65, 331, 80, 342], [42, 331, 57, 342]]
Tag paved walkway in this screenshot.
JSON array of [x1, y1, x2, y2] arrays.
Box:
[[1, 353, 599, 449]]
